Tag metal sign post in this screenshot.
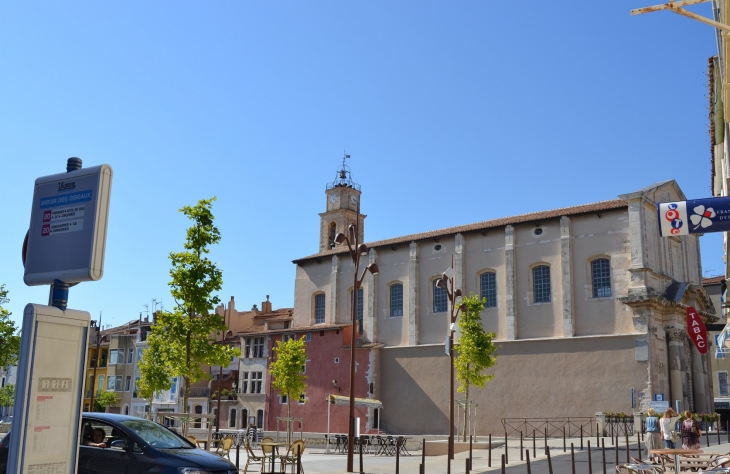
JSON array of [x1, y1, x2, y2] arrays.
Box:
[[8, 158, 113, 474]]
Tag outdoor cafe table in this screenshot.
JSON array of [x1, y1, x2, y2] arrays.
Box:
[[650, 448, 703, 472], [259, 441, 290, 474]]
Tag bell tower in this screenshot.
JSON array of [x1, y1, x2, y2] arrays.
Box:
[[319, 154, 365, 252]]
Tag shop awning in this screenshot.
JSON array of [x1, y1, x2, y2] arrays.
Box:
[[327, 394, 383, 409]]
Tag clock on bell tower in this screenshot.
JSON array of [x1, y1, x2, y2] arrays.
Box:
[[319, 154, 366, 252]]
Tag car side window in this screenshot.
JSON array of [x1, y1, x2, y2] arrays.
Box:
[[80, 419, 128, 450]]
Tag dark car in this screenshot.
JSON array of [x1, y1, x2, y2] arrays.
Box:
[[0, 413, 237, 474], [0, 431, 8, 474], [78, 413, 237, 474]]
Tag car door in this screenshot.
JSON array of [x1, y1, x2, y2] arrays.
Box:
[[77, 419, 131, 474]]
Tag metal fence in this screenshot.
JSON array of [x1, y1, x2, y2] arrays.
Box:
[[501, 418, 595, 438], [605, 416, 634, 436]]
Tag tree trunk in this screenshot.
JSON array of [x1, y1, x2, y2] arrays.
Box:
[[287, 398, 292, 444], [462, 378, 470, 442], [183, 329, 191, 437]]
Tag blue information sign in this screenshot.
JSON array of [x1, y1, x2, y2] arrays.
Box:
[[658, 196, 730, 236]]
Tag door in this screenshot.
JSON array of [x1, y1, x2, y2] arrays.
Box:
[[78, 419, 131, 474]]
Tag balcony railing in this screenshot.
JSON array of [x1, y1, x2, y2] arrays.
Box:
[[89, 360, 107, 368]]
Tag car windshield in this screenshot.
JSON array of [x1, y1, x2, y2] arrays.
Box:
[[120, 419, 190, 449]]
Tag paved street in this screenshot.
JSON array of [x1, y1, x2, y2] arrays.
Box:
[[220, 433, 730, 473]]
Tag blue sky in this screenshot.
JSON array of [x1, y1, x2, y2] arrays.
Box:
[[0, 1, 723, 329]]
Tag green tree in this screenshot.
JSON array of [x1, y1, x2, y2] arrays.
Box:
[[136, 345, 172, 413], [141, 197, 240, 430], [0, 285, 21, 369], [455, 294, 498, 441], [270, 336, 308, 442], [0, 384, 14, 408], [94, 390, 119, 412]]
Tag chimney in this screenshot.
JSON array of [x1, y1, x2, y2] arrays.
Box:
[[229, 296, 236, 313], [262, 295, 272, 313]]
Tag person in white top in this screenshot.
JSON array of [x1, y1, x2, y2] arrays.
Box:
[[659, 408, 681, 449]]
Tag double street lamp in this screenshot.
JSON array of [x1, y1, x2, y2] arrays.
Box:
[[334, 224, 379, 473], [435, 267, 467, 474]]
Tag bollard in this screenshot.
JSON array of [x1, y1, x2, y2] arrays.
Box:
[[719, 424, 722, 446], [489, 434, 492, 468], [526, 449, 532, 474], [521, 431, 524, 461], [419, 465, 423, 474], [625, 433, 629, 464], [637, 432, 641, 463], [501, 454, 506, 474], [601, 438, 606, 474], [465, 458, 469, 474], [588, 440, 592, 474], [597, 423, 599, 446], [544, 427, 547, 456], [533, 430, 536, 458], [614, 437, 618, 468], [422, 438, 426, 471], [571, 443, 576, 474], [581, 425, 584, 450], [395, 437, 401, 474], [469, 435, 473, 465], [563, 426, 566, 453], [546, 446, 554, 474], [727, 421, 729, 444], [360, 437, 364, 474], [505, 432, 508, 464], [707, 427, 710, 448], [235, 444, 240, 469], [297, 449, 302, 474]]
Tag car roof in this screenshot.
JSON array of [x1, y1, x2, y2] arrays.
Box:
[[81, 412, 146, 423]]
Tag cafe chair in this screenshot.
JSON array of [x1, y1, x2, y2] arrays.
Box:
[[279, 440, 305, 474], [243, 441, 265, 474], [216, 436, 234, 460]]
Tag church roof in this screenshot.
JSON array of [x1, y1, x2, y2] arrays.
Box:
[[293, 198, 627, 264]]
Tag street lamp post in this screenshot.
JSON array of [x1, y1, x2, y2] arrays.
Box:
[[334, 224, 379, 473], [435, 267, 467, 474]]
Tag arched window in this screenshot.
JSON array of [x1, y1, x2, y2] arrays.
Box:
[[433, 279, 447, 313], [390, 283, 404, 317], [591, 258, 611, 297], [329, 223, 337, 249], [479, 272, 497, 308], [314, 293, 326, 324], [229, 408, 237, 428], [350, 288, 364, 325], [533, 265, 551, 303], [242, 409, 249, 427]]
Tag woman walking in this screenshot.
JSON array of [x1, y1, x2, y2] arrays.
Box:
[[659, 408, 681, 449], [644, 408, 661, 461], [681, 411, 702, 449]]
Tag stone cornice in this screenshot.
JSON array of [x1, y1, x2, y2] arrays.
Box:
[[620, 289, 718, 324]]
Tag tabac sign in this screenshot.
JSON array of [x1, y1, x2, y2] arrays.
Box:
[[686, 306, 708, 355], [658, 197, 730, 236]]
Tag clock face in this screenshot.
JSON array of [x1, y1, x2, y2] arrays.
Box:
[[329, 194, 338, 204], [350, 195, 358, 205]]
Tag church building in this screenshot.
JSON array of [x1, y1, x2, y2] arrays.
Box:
[[291, 161, 717, 435]]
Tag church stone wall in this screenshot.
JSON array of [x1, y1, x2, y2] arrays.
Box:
[[379, 335, 645, 436]]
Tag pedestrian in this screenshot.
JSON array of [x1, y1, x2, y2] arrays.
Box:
[[644, 408, 661, 461], [681, 411, 702, 450], [660, 408, 680, 449]]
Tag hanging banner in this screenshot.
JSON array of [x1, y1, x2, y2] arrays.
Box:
[[657, 196, 730, 236], [686, 306, 708, 355]]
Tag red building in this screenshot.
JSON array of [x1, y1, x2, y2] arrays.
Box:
[[265, 325, 378, 435]]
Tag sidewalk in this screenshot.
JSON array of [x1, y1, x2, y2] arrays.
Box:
[[222, 432, 730, 473]]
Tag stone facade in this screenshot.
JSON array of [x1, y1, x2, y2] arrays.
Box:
[[291, 178, 717, 435]]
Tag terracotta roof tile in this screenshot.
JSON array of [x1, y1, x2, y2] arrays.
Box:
[[293, 199, 627, 264], [703, 275, 725, 285]]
